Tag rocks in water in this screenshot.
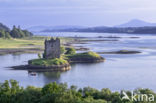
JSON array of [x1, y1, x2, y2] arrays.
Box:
[[97, 36, 121, 38], [81, 39, 119, 42], [28, 63, 71, 71], [97, 50, 141, 54], [75, 47, 90, 51]]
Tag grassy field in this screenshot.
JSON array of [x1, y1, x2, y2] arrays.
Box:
[[0, 36, 74, 55], [0, 37, 44, 49], [0, 36, 73, 49]]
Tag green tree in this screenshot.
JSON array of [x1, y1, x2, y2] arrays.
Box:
[[0, 30, 5, 38], [17, 28, 25, 38], [0, 80, 156, 103], [10, 26, 21, 38], [5, 32, 11, 39], [13, 86, 41, 103], [10, 25, 33, 38], [42, 82, 60, 95]]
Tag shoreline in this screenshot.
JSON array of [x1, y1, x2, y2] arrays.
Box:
[[10, 64, 71, 72], [0, 35, 142, 55]]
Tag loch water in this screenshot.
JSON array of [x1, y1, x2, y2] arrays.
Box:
[[1, 32, 156, 91]]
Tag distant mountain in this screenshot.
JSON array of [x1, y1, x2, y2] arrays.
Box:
[[27, 19, 156, 34], [0, 23, 10, 31], [27, 25, 86, 32], [116, 19, 156, 27], [46, 26, 156, 34]]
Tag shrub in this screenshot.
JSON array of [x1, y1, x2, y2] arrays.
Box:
[[38, 53, 42, 59], [60, 46, 66, 54], [65, 47, 76, 55]]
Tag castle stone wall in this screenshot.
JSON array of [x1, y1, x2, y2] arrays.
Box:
[[44, 38, 61, 59]]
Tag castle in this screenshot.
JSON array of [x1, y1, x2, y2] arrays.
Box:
[[44, 37, 61, 59]]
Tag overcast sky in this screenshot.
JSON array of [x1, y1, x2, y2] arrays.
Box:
[[0, 0, 156, 28]]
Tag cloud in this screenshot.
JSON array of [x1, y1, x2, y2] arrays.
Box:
[[1, 0, 156, 11], [0, 0, 156, 27]]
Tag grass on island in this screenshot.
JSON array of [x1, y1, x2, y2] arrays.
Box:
[[67, 51, 102, 59], [29, 51, 104, 67], [29, 58, 68, 66]]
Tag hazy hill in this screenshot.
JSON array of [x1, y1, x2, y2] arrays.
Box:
[[27, 25, 86, 32], [116, 19, 156, 27]]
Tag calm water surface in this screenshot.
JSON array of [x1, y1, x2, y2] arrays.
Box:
[[1, 32, 156, 91]]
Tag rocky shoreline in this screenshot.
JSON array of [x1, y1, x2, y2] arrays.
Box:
[[11, 63, 71, 72], [97, 50, 141, 54], [11, 56, 105, 71]]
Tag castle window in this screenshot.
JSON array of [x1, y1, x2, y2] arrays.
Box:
[[51, 44, 53, 47]]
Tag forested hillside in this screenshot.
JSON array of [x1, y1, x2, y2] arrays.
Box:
[[0, 23, 10, 31], [0, 23, 33, 39]]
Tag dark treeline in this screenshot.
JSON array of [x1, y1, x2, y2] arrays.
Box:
[[0, 23, 33, 39], [0, 80, 156, 103], [77, 27, 156, 34], [43, 26, 156, 34]]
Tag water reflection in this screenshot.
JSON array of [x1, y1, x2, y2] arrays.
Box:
[[28, 71, 63, 84], [40, 72, 61, 84]]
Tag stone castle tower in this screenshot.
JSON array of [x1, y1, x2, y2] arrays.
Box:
[[44, 37, 61, 59]]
